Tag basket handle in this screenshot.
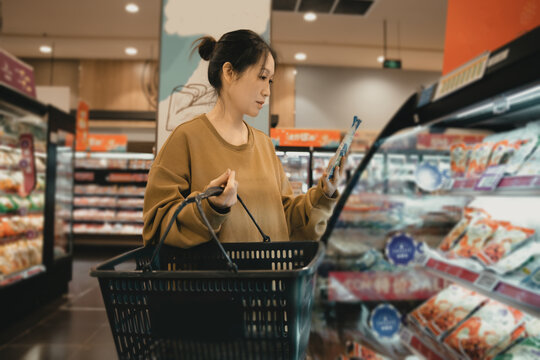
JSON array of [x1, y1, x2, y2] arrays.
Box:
[[144, 186, 271, 272]]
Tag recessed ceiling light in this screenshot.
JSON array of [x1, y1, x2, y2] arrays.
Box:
[[304, 12, 317, 22], [39, 45, 52, 54], [377, 55, 385, 63], [294, 52, 307, 61], [125, 47, 138, 56], [125, 3, 139, 13]]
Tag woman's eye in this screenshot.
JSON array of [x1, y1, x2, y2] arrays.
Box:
[[260, 76, 267, 80], [269, 79, 273, 84]]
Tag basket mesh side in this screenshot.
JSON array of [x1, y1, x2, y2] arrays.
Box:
[[97, 242, 320, 359]]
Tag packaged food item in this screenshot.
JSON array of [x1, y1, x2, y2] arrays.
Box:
[[493, 337, 540, 360], [427, 290, 487, 338], [450, 143, 469, 177], [477, 223, 535, 265], [438, 207, 490, 252], [484, 324, 527, 360], [489, 241, 540, 274], [450, 218, 499, 258], [0, 196, 16, 213], [516, 142, 540, 176], [409, 285, 473, 327], [488, 140, 517, 167], [521, 265, 540, 291], [505, 135, 539, 174], [466, 142, 495, 177], [443, 300, 524, 360]]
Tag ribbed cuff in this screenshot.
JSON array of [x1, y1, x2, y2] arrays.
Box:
[[193, 196, 230, 230]]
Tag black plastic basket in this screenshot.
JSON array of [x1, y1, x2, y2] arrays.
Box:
[[90, 188, 325, 360]]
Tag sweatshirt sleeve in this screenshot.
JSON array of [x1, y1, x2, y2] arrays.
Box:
[[277, 151, 338, 241], [142, 128, 229, 248]]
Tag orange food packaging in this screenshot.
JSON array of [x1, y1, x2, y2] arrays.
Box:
[[449, 217, 499, 258], [438, 207, 490, 252], [466, 142, 495, 178], [443, 300, 524, 360], [477, 223, 536, 265]]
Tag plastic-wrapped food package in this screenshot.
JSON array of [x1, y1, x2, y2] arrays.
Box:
[[438, 207, 490, 252], [489, 241, 540, 274], [492, 337, 540, 360], [516, 143, 540, 175], [443, 300, 524, 360], [450, 143, 470, 177], [409, 285, 481, 329], [477, 223, 535, 265], [466, 142, 495, 177], [488, 140, 518, 167], [450, 218, 499, 258], [504, 135, 539, 174]]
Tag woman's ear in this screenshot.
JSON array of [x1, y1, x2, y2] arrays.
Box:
[[222, 62, 236, 84]]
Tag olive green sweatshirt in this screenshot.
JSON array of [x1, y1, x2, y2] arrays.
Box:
[[142, 114, 337, 248]]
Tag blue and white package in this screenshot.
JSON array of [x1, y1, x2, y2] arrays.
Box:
[[369, 303, 402, 339], [327, 116, 362, 180]]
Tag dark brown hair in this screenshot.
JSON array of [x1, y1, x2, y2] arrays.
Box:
[[192, 29, 277, 95]]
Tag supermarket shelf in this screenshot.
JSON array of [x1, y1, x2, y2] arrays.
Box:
[[424, 256, 540, 317], [450, 175, 540, 195], [73, 219, 143, 224], [74, 168, 150, 173], [0, 232, 42, 245], [73, 205, 143, 211], [399, 326, 457, 360], [0, 265, 46, 288], [74, 193, 145, 198], [0, 210, 44, 218]]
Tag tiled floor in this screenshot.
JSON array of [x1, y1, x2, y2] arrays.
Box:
[[0, 248, 126, 360]]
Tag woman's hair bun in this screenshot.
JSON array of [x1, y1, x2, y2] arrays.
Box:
[[197, 36, 217, 61]]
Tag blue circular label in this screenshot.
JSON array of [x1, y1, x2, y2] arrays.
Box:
[[386, 233, 416, 266], [370, 304, 401, 338]]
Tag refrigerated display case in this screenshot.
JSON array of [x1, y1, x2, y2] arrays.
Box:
[[0, 84, 75, 323], [276, 147, 310, 195], [73, 151, 152, 246], [312, 26, 540, 359]]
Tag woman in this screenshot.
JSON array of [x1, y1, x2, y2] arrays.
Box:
[[143, 29, 345, 248]]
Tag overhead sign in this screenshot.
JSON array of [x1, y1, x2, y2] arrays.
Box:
[[0, 48, 36, 98]]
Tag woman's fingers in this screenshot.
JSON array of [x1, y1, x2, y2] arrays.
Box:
[[209, 169, 231, 187]]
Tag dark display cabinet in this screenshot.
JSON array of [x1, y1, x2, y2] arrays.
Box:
[[312, 27, 540, 360], [0, 84, 75, 323]]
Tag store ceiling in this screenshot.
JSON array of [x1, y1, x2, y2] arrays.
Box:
[[0, 0, 447, 71]]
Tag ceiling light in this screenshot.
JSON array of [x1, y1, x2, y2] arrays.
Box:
[[377, 55, 385, 63], [125, 3, 139, 13], [304, 12, 317, 22], [39, 45, 52, 54], [125, 47, 138, 56], [294, 52, 307, 61]]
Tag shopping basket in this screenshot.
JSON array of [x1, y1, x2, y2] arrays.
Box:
[[91, 187, 325, 360]]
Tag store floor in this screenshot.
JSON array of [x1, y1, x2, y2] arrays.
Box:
[[0, 247, 125, 360]]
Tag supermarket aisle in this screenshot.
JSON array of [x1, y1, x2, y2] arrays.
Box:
[[0, 248, 122, 360]]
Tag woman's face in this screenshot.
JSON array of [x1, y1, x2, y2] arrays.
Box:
[[227, 53, 275, 117]]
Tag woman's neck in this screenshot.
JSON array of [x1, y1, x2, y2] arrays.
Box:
[[206, 98, 248, 146]]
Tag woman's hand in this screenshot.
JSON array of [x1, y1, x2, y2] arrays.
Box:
[[321, 154, 347, 198], [206, 169, 238, 209]]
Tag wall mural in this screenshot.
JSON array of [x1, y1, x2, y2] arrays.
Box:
[[157, 0, 271, 150]]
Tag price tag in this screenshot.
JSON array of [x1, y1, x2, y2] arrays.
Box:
[[474, 271, 500, 291], [475, 165, 506, 191]]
